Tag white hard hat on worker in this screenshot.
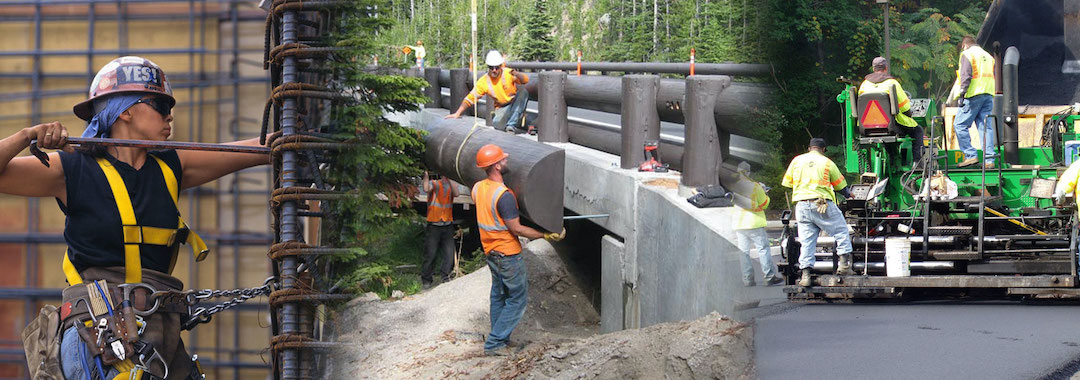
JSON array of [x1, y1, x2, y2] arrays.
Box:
[[485, 50, 505, 67]]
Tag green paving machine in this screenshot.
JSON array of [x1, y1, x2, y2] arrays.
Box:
[[781, 46, 1080, 300]]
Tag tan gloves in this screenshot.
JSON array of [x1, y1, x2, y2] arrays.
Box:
[[815, 198, 829, 214], [544, 228, 567, 242]]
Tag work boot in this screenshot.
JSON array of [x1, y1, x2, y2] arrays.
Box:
[[798, 268, 812, 287], [837, 254, 855, 275], [958, 157, 978, 167], [766, 275, 785, 286]]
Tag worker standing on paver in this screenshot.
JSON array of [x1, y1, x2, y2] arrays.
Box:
[[949, 36, 997, 168], [782, 138, 854, 287], [859, 56, 923, 162], [733, 162, 783, 287], [422, 171, 459, 288], [445, 50, 531, 133], [1054, 160, 1080, 209], [8, 56, 267, 379], [404, 40, 426, 69], [471, 144, 564, 356]]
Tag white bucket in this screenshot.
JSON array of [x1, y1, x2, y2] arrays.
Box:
[[884, 238, 911, 277]]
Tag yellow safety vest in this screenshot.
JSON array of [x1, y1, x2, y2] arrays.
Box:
[[858, 78, 918, 128], [464, 69, 528, 107], [1056, 161, 1080, 211], [957, 45, 995, 98], [734, 178, 770, 230], [62, 155, 209, 285], [782, 151, 847, 203]]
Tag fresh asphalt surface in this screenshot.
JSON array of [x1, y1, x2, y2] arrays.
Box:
[[752, 300, 1080, 379]]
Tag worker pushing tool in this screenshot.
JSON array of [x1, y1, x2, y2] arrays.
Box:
[[470, 144, 564, 356], [10, 56, 267, 379], [782, 138, 855, 287], [445, 50, 532, 133]]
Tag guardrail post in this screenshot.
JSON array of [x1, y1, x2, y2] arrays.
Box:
[[682, 76, 725, 187], [621, 74, 660, 169], [538, 71, 569, 142], [450, 68, 469, 114], [424, 67, 440, 108]]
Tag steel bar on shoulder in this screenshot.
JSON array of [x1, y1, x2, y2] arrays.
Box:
[[28, 137, 269, 167]]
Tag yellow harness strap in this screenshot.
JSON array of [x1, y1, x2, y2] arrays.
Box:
[[62, 155, 210, 286], [152, 155, 210, 269]]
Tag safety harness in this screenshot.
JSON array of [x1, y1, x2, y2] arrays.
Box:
[[61, 154, 209, 380]]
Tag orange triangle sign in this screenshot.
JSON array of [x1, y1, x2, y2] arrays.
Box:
[[860, 100, 890, 128]]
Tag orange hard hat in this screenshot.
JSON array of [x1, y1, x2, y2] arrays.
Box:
[[73, 56, 175, 121], [476, 144, 509, 168]]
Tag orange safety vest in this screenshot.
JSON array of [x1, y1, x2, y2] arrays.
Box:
[[471, 179, 522, 255], [426, 179, 454, 223]]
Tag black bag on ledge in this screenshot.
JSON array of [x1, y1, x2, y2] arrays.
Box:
[[687, 184, 733, 208]]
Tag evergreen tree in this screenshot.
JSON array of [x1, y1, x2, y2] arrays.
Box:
[[520, 0, 557, 61]]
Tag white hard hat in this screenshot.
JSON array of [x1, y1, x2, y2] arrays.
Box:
[[485, 50, 505, 67]]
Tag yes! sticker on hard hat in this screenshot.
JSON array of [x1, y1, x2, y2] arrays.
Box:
[[115, 66, 162, 87], [860, 100, 890, 128]]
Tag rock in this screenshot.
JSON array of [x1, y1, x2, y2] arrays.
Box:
[[391, 290, 405, 299]]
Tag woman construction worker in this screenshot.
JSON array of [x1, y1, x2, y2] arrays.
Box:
[[6, 56, 266, 379]]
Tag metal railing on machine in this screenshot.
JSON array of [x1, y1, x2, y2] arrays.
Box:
[[263, 0, 355, 378]]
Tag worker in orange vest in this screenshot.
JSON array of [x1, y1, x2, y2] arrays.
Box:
[[422, 170, 459, 288], [445, 50, 531, 133], [470, 144, 564, 356]]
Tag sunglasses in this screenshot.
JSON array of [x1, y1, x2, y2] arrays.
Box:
[[134, 97, 173, 117], [488, 65, 501, 72]]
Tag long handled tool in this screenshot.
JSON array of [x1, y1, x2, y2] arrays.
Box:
[[29, 137, 269, 167]]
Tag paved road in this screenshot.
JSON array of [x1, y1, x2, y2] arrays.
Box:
[[753, 300, 1080, 379]]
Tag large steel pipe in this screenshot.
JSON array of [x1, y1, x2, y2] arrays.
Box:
[[621, 75, 660, 169], [565, 118, 684, 169], [682, 76, 725, 187], [416, 116, 565, 232], [506, 61, 773, 77], [538, 71, 569, 142], [1002, 46, 1020, 165]]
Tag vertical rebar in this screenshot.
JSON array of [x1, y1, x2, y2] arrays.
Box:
[[620, 75, 659, 169], [681, 76, 725, 187], [279, 8, 302, 379], [25, 1, 42, 337], [538, 71, 568, 143], [229, 6, 242, 380]]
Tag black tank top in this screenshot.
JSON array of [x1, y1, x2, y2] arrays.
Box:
[[58, 150, 182, 273]]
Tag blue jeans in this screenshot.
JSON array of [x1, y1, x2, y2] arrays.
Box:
[[485, 252, 528, 351], [795, 200, 853, 270], [953, 93, 995, 164], [61, 326, 120, 380], [494, 89, 530, 132], [736, 228, 778, 283]]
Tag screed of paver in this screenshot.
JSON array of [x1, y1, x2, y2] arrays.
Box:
[[754, 303, 1080, 379]]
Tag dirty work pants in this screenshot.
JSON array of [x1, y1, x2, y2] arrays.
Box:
[[493, 88, 530, 132], [485, 252, 528, 351], [953, 93, 995, 164], [900, 125, 924, 162], [736, 227, 779, 284], [795, 200, 853, 270], [422, 224, 455, 283]]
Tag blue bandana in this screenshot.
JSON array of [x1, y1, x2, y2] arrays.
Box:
[[82, 94, 144, 138]]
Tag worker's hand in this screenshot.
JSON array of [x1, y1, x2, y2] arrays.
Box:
[[444, 112, 462, 119], [24, 121, 71, 151], [957, 98, 965, 108], [1054, 189, 1068, 205], [543, 228, 566, 242]]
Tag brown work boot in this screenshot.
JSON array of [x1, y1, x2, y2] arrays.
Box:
[[958, 157, 978, 167], [837, 254, 855, 275], [798, 268, 812, 287]]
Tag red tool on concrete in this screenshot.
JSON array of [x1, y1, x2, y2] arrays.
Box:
[[638, 140, 669, 173]]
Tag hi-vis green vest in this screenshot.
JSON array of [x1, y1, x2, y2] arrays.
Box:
[[858, 78, 918, 128], [734, 178, 770, 230], [958, 45, 995, 98]]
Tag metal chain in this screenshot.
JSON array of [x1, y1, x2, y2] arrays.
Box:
[[182, 277, 276, 330]]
